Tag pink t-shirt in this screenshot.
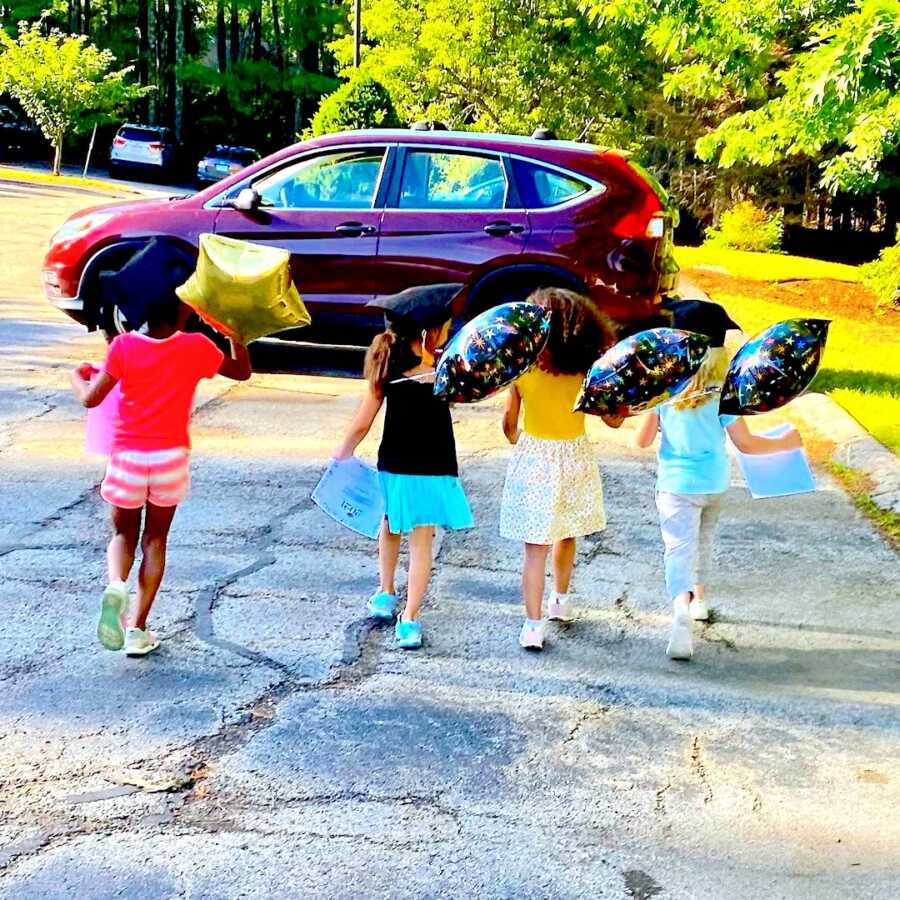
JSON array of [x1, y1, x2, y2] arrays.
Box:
[[104, 331, 224, 453]]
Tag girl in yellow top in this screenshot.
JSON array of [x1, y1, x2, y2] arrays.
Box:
[[501, 288, 621, 650]]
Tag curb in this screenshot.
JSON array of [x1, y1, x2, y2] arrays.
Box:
[[787, 393, 900, 515]]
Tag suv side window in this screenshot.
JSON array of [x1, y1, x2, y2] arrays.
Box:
[[512, 159, 593, 208], [254, 148, 386, 210], [399, 150, 506, 210]]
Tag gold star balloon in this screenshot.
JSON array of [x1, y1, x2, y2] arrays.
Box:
[[176, 233, 311, 344], [719, 318, 830, 416]]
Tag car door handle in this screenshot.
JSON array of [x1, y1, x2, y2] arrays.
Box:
[[335, 222, 377, 236], [483, 221, 525, 236]]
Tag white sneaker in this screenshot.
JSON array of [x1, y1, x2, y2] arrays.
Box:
[[666, 606, 693, 660], [124, 627, 160, 657], [690, 598, 709, 621], [547, 593, 575, 623], [519, 620, 545, 651]]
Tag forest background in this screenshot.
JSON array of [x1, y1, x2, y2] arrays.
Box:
[[0, 0, 898, 259]]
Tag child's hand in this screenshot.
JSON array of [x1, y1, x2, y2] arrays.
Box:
[[601, 413, 625, 429], [332, 446, 353, 462], [75, 363, 98, 382], [782, 427, 803, 451]]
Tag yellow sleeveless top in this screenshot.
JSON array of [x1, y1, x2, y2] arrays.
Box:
[[517, 368, 586, 440]]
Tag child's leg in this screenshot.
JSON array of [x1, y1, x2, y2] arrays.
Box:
[[551, 537, 576, 594], [694, 494, 724, 598], [133, 502, 178, 630], [523, 542, 550, 620], [656, 492, 702, 602], [403, 526, 434, 621], [108, 505, 141, 583], [378, 518, 402, 595]]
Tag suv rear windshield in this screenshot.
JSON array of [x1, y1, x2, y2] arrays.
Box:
[[213, 147, 257, 163], [512, 159, 591, 208], [119, 127, 165, 142]]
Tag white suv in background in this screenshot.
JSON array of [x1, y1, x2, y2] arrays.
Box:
[[108, 124, 178, 181]]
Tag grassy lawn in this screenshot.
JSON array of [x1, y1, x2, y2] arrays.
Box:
[[677, 245, 900, 454], [0, 165, 140, 196], [677, 244, 862, 283]]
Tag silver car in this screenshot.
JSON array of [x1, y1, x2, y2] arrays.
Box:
[[108, 124, 178, 180]]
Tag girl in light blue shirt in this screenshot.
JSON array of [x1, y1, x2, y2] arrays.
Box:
[[635, 304, 802, 661]]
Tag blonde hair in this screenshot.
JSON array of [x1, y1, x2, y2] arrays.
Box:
[[671, 346, 730, 410]]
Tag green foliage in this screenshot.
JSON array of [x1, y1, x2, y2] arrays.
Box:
[[862, 229, 900, 309], [310, 72, 401, 136], [697, 0, 900, 194], [0, 18, 148, 172], [704, 200, 784, 251]]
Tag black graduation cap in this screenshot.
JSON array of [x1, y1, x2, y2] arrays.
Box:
[[662, 298, 740, 347], [367, 283, 463, 334], [98, 237, 197, 330]]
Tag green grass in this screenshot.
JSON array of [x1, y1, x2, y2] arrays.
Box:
[[676, 245, 862, 283], [715, 291, 900, 453], [831, 463, 900, 550], [0, 165, 139, 196]]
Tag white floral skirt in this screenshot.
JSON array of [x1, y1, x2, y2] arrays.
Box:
[[500, 434, 606, 544]]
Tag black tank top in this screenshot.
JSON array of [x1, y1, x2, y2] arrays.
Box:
[[377, 377, 458, 477]]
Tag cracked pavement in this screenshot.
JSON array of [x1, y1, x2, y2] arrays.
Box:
[[1, 181, 899, 899]]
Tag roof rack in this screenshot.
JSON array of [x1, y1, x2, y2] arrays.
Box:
[[410, 121, 449, 131]]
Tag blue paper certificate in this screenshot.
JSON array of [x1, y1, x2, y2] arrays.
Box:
[[311, 457, 385, 539], [735, 425, 816, 499]]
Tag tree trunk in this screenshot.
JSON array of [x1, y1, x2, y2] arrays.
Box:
[[230, 0, 239, 64], [52, 135, 63, 176], [216, 0, 227, 71], [271, 0, 283, 69], [147, 0, 158, 121], [83, 0, 91, 34], [251, 2, 262, 62], [174, 0, 184, 139]]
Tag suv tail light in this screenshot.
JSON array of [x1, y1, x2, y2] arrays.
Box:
[[148, 142, 162, 153], [645, 213, 666, 239], [113, 137, 126, 147]]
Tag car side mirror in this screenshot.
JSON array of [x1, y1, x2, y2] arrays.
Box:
[[232, 187, 261, 212]]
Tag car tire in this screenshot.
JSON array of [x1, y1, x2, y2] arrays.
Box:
[[107, 163, 121, 179]]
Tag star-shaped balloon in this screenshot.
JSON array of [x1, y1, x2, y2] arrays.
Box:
[[433, 302, 551, 403], [575, 328, 710, 417], [719, 318, 830, 416]]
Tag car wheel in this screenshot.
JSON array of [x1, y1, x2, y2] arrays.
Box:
[[107, 163, 120, 179]]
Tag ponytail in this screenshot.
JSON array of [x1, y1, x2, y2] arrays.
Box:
[[364, 331, 397, 395]]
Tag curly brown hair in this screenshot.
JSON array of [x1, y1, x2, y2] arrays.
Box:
[[530, 287, 619, 375]]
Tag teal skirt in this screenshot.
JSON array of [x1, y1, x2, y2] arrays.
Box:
[[378, 472, 473, 534]]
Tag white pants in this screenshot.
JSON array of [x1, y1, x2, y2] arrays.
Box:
[[655, 491, 724, 600]]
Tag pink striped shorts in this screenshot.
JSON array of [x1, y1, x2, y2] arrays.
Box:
[[100, 447, 190, 510]]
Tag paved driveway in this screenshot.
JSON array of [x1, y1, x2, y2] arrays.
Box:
[[1, 181, 898, 899]]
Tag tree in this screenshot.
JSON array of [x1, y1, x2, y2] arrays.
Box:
[[0, 19, 148, 174], [696, 0, 900, 197], [310, 71, 400, 135]]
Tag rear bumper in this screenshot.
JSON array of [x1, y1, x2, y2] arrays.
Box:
[[50, 294, 90, 326]]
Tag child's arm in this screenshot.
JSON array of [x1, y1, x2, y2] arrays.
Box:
[[333, 386, 384, 460], [218, 339, 252, 381], [71, 364, 117, 409], [502, 386, 521, 445], [634, 410, 659, 448], [726, 418, 803, 454]]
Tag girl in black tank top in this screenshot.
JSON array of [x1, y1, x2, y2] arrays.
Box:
[[333, 287, 473, 650]]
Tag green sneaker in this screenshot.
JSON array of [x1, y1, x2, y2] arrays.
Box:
[[97, 581, 128, 651], [124, 627, 160, 658]]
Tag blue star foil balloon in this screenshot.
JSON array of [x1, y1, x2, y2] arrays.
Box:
[[719, 318, 830, 416], [433, 302, 551, 403], [575, 328, 711, 417]]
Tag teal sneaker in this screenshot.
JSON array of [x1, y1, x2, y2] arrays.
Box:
[[97, 581, 128, 651], [366, 591, 398, 620], [395, 618, 423, 650]]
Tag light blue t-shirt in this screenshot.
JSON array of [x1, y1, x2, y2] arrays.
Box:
[[657, 400, 737, 495]]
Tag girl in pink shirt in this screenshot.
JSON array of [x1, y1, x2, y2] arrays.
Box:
[[72, 294, 250, 656]]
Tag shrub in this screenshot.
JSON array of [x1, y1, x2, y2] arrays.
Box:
[[705, 200, 784, 252], [310, 73, 401, 137], [862, 228, 900, 311]]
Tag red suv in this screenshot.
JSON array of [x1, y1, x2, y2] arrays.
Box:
[[43, 129, 679, 343]]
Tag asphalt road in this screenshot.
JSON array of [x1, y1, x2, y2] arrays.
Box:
[[1, 182, 899, 899]]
